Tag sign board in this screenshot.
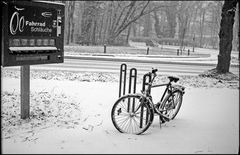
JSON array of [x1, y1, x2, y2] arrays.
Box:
[[1, 1, 65, 66]]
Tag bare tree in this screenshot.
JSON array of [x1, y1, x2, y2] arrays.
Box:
[[66, 1, 75, 45], [177, 1, 191, 50], [164, 1, 178, 38], [153, 9, 162, 38], [199, 4, 206, 48], [105, 1, 168, 45], [232, 2, 239, 51], [143, 5, 152, 37], [205, 1, 223, 49], [216, 0, 238, 73], [106, 1, 150, 44]]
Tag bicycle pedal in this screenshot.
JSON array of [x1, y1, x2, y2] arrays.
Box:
[[164, 117, 170, 122]]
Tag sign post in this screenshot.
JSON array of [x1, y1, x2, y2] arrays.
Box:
[[1, 1, 65, 119], [20, 65, 30, 119]]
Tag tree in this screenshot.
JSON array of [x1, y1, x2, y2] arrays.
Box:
[[216, 0, 238, 73], [80, 1, 100, 45], [153, 9, 162, 38], [206, 1, 223, 49], [66, 1, 75, 45], [232, 2, 239, 51], [106, 1, 150, 45], [164, 1, 178, 38], [143, 5, 152, 37], [199, 4, 207, 48], [105, 1, 168, 45], [177, 1, 192, 50]]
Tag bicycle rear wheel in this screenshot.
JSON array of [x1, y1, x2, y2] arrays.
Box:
[[111, 94, 154, 135], [160, 90, 183, 120]]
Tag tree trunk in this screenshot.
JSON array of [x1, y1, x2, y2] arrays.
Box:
[[153, 9, 161, 38], [178, 14, 189, 51], [199, 8, 206, 48], [66, 1, 75, 45], [232, 2, 239, 51], [91, 19, 97, 45], [143, 6, 151, 37], [165, 2, 177, 38], [126, 24, 131, 45], [70, 22, 75, 43], [216, 0, 238, 73], [66, 2, 71, 45], [132, 23, 137, 37]]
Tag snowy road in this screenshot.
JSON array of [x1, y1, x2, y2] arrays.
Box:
[[8, 58, 239, 76]]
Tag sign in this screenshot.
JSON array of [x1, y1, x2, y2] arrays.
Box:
[[1, 1, 65, 66]]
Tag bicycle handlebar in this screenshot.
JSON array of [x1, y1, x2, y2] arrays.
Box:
[[145, 68, 158, 76], [143, 68, 158, 85], [152, 68, 158, 74]]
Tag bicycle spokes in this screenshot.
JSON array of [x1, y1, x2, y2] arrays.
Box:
[[112, 95, 153, 134], [162, 91, 182, 119]]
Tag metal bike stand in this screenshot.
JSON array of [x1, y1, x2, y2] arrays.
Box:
[[127, 68, 137, 112], [140, 73, 152, 128], [119, 63, 127, 98], [118, 64, 137, 113]]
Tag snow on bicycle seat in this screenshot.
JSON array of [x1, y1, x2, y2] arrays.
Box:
[[168, 76, 179, 82]]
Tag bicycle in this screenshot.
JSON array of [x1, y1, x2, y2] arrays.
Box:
[[111, 68, 185, 135]]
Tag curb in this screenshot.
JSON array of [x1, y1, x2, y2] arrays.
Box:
[[64, 55, 239, 67]]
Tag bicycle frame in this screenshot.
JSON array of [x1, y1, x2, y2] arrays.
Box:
[[139, 72, 182, 121], [111, 68, 185, 134], [143, 72, 174, 105], [151, 82, 173, 104]]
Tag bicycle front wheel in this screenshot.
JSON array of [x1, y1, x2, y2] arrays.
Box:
[[160, 90, 183, 120], [111, 94, 154, 135]]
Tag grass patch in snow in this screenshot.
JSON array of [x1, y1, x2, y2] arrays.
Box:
[[1, 91, 82, 141]]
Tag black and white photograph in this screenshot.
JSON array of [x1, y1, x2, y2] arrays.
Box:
[[1, 0, 239, 154]]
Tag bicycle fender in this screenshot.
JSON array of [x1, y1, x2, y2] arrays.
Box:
[[172, 84, 185, 94]]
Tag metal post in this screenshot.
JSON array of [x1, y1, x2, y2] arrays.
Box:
[[119, 63, 127, 98], [104, 44, 106, 53], [192, 33, 195, 52], [127, 68, 137, 112], [140, 73, 152, 128], [21, 65, 30, 119]]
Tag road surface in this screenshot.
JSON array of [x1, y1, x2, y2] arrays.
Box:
[[13, 57, 238, 76]]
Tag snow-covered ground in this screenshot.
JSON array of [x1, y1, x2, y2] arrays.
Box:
[[1, 69, 239, 154]]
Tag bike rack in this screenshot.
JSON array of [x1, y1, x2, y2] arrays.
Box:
[[128, 68, 137, 94], [119, 64, 137, 98], [119, 63, 127, 98], [140, 73, 152, 128], [119, 64, 152, 128], [119, 64, 137, 112], [142, 74, 152, 94], [128, 68, 137, 112]]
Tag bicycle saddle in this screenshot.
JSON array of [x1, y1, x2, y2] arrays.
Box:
[[168, 76, 179, 82]]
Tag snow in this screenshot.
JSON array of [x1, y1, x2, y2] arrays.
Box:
[[1, 73, 239, 154]]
